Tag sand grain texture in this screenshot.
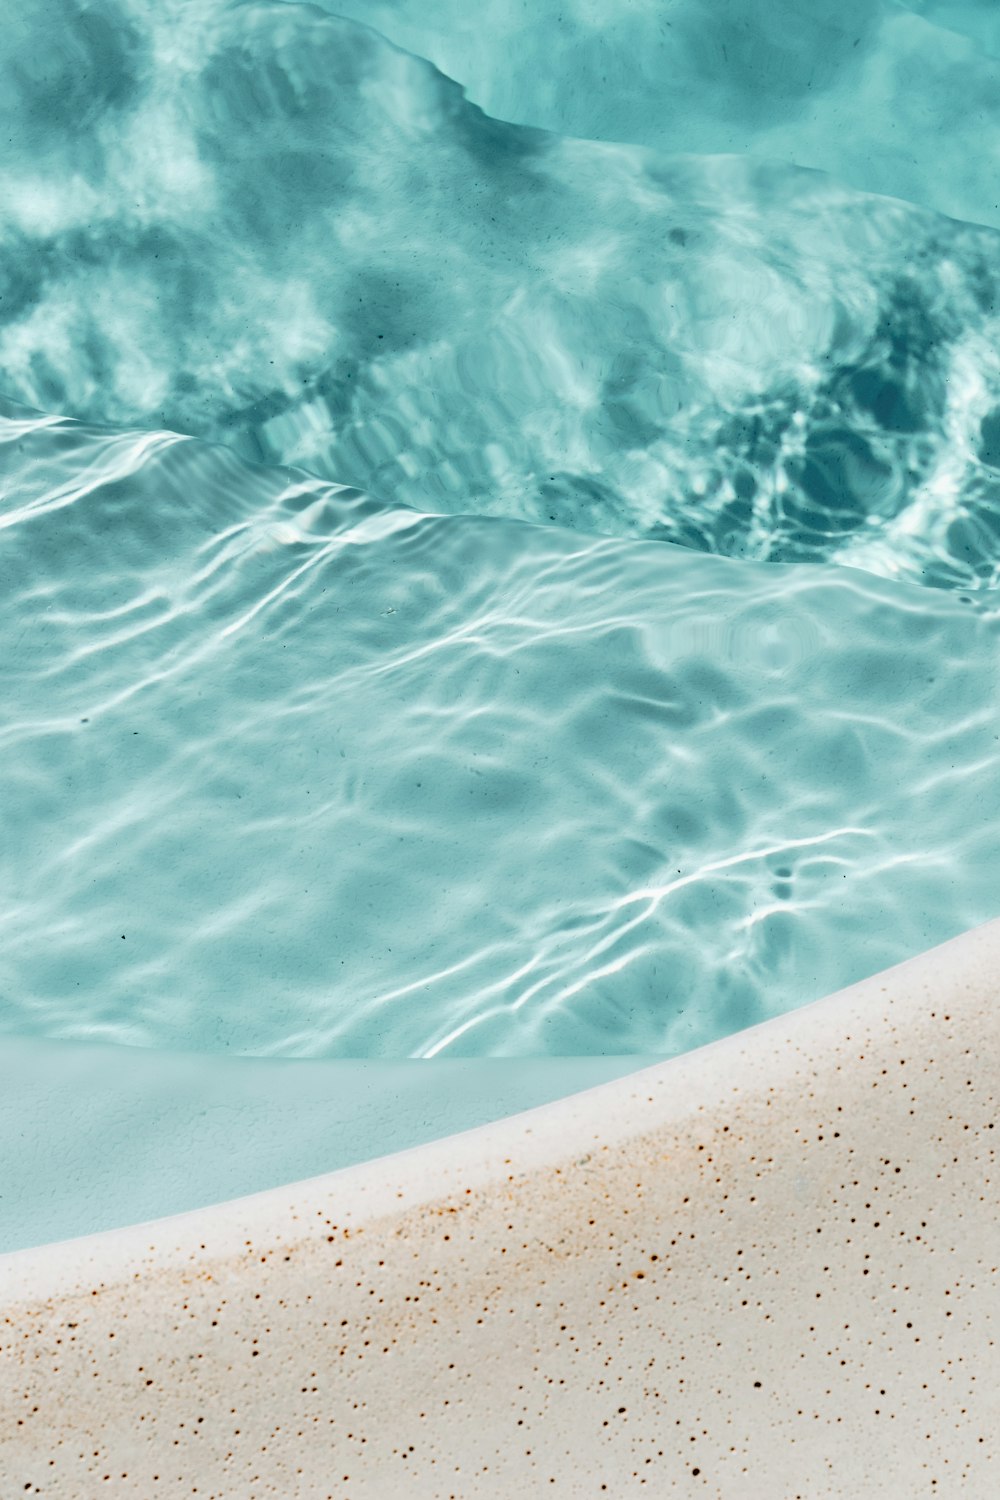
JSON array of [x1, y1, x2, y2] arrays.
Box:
[[2, 919, 998, 1496]]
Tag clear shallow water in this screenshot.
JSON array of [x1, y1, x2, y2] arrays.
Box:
[[5, 3, 1000, 587], [0, 1044, 652, 1251], [322, 0, 1000, 230], [4, 403, 1000, 1056], [2, 0, 1000, 1062]]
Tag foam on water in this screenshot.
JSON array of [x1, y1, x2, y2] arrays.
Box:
[[2, 0, 1000, 1067]]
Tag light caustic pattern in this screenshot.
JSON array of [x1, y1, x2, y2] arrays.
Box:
[[3, 406, 1000, 1056], [2, 0, 1000, 1057]]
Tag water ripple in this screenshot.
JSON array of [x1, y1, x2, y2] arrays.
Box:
[[3, 406, 999, 1057], [4, 0, 1000, 1065], [322, 0, 1000, 229], [2, 3, 1000, 587]]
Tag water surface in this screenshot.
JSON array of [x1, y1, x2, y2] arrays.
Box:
[[2, 0, 999, 1064]]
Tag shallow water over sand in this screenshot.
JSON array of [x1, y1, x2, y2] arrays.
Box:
[[2, 0, 1000, 1067], [4, 405, 999, 1058]]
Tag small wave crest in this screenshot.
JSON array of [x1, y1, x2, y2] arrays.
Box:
[[1, 3, 1000, 587], [2, 407, 999, 1056]]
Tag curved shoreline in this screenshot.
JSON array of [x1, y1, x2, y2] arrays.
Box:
[[3, 918, 998, 1494]]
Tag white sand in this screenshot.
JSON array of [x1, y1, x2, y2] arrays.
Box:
[[2, 918, 998, 1495]]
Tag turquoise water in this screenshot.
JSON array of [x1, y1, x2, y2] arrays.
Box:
[[0, 1046, 653, 1251], [323, 0, 1000, 230], [2, 0, 1000, 1065]]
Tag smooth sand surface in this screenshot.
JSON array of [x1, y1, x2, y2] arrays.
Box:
[[2, 919, 999, 1496]]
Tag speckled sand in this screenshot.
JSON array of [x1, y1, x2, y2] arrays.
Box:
[[2, 918, 998, 1496]]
